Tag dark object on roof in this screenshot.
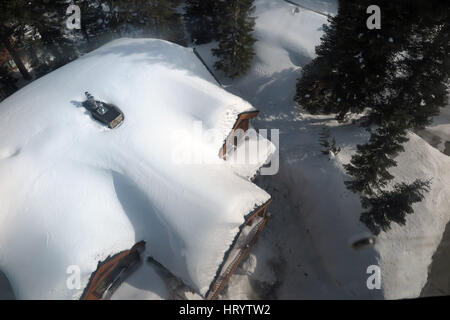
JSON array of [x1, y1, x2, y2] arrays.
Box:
[[82, 92, 124, 129]]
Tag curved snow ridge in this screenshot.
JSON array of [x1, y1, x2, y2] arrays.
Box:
[[0, 38, 272, 299], [376, 133, 450, 299]]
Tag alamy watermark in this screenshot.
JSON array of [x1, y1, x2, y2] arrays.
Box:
[[66, 5, 81, 30], [366, 5, 381, 30], [66, 265, 81, 290], [366, 265, 381, 290], [66, 4, 382, 31], [170, 121, 279, 176]]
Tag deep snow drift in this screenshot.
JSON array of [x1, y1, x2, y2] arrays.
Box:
[[419, 95, 450, 155], [0, 38, 274, 299], [197, 0, 450, 299]]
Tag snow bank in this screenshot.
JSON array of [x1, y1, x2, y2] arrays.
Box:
[[0, 38, 273, 299], [272, 117, 450, 299], [377, 133, 450, 298], [419, 95, 450, 154]]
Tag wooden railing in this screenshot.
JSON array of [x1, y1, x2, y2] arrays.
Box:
[[208, 215, 269, 300]]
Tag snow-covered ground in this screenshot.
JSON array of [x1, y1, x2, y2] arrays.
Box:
[[197, 0, 450, 300]]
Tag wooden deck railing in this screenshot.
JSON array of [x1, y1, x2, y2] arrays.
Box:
[[208, 215, 269, 300]]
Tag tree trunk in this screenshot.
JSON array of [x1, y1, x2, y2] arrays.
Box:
[[0, 31, 32, 81], [81, 25, 90, 43]]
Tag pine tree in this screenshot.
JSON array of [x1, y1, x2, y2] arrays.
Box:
[[184, 0, 220, 44], [29, 0, 80, 68], [295, 0, 450, 122], [0, 0, 188, 84], [367, 12, 450, 129], [212, 0, 256, 78], [79, 0, 186, 46], [319, 127, 340, 156], [142, 0, 186, 45], [361, 180, 431, 235], [74, 0, 113, 47], [0, 62, 18, 98], [344, 122, 408, 195], [295, 0, 409, 120], [0, 0, 33, 80]]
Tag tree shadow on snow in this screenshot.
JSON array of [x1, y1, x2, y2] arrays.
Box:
[[0, 270, 15, 300]]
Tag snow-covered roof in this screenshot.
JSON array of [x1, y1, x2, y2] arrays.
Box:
[[0, 38, 273, 299]]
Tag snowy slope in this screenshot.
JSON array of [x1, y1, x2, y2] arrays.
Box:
[[419, 95, 450, 155], [0, 38, 274, 299], [286, 0, 338, 16], [376, 133, 450, 298], [198, 0, 450, 299]]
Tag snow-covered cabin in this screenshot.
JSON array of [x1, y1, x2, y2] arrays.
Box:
[[0, 38, 275, 299]]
